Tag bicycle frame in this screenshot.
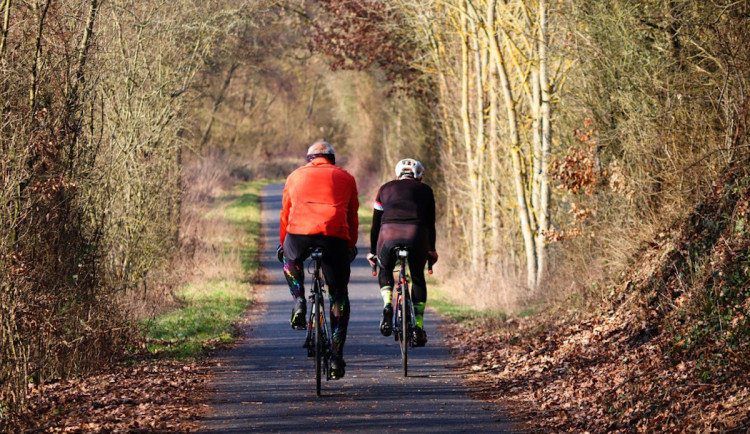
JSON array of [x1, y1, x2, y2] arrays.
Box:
[[302, 248, 332, 396], [370, 247, 433, 377], [392, 248, 416, 377]]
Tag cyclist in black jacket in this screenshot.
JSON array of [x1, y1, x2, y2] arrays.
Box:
[[366, 159, 438, 346]]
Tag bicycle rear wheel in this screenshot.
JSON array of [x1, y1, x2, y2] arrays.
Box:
[[400, 279, 409, 377], [314, 289, 323, 396]]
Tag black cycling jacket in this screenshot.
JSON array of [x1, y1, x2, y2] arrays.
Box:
[[369, 178, 436, 254]]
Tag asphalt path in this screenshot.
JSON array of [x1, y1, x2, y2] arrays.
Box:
[[200, 183, 515, 433]]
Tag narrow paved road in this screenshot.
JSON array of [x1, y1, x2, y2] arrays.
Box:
[[200, 183, 514, 433]]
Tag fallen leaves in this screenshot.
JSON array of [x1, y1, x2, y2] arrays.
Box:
[[442, 293, 750, 432], [13, 359, 211, 432]]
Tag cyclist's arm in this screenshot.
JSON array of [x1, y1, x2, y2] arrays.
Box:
[[370, 208, 383, 254], [427, 187, 437, 252], [280, 183, 291, 246], [346, 179, 359, 248], [370, 190, 384, 254]]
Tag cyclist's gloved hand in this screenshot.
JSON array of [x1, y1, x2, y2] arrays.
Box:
[[348, 246, 358, 263], [276, 244, 284, 263], [366, 252, 377, 267]]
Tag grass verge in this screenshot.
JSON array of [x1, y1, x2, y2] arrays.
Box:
[[144, 180, 269, 359], [358, 194, 373, 230], [429, 285, 507, 325], [357, 194, 373, 247]]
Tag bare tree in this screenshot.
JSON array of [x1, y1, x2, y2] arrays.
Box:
[[1, 0, 270, 414], [392, 0, 564, 289]]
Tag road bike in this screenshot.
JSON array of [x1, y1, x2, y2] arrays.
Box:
[[302, 247, 332, 396], [394, 248, 414, 376], [371, 247, 433, 377]]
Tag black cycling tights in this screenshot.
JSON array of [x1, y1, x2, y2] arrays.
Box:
[[283, 233, 351, 354], [376, 223, 428, 305]]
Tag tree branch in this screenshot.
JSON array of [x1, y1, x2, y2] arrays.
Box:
[[0, 0, 11, 61]]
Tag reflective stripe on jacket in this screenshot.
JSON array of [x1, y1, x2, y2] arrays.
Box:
[[280, 157, 359, 247]]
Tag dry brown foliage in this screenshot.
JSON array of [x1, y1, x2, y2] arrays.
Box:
[[551, 121, 600, 197], [14, 360, 210, 432], [445, 154, 750, 432], [307, 0, 421, 92], [1, 0, 271, 419]]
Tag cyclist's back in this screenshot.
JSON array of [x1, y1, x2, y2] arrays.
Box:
[[281, 159, 358, 242], [373, 177, 436, 228]]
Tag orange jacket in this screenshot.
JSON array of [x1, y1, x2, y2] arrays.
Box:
[[280, 157, 359, 247]]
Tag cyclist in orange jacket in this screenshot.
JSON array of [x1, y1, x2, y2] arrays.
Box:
[[277, 141, 358, 379], [366, 158, 438, 347]]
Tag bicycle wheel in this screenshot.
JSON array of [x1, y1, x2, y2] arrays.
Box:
[[314, 290, 324, 397], [400, 277, 409, 377]]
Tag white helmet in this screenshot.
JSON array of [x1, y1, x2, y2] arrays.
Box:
[[395, 158, 424, 180]]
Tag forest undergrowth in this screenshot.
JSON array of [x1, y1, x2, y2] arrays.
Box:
[[9, 153, 265, 431], [445, 153, 750, 432]]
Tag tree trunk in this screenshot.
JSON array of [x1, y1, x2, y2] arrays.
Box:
[[460, 1, 480, 266], [200, 62, 239, 149], [471, 7, 486, 268], [29, 0, 51, 114], [535, 0, 551, 286], [486, 0, 501, 254], [488, 2, 537, 289], [0, 0, 11, 61]]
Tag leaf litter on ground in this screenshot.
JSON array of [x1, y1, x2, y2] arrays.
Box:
[[15, 358, 211, 432]]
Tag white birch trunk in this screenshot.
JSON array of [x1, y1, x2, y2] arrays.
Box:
[[535, 0, 551, 286], [488, 3, 537, 289], [0, 0, 11, 61], [460, 1, 480, 266], [487, 1, 501, 253], [471, 12, 486, 268], [531, 67, 542, 235]]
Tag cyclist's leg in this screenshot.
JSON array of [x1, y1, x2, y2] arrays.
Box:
[[376, 237, 399, 336], [327, 284, 350, 355], [408, 250, 428, 328], [407, 229, 429, 345], [281, 234, 310, 300], [376, 238, 397, 307], [376, 223, 414, 307], [282, 234, 312, 329], [319, 236, 351, 357]]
